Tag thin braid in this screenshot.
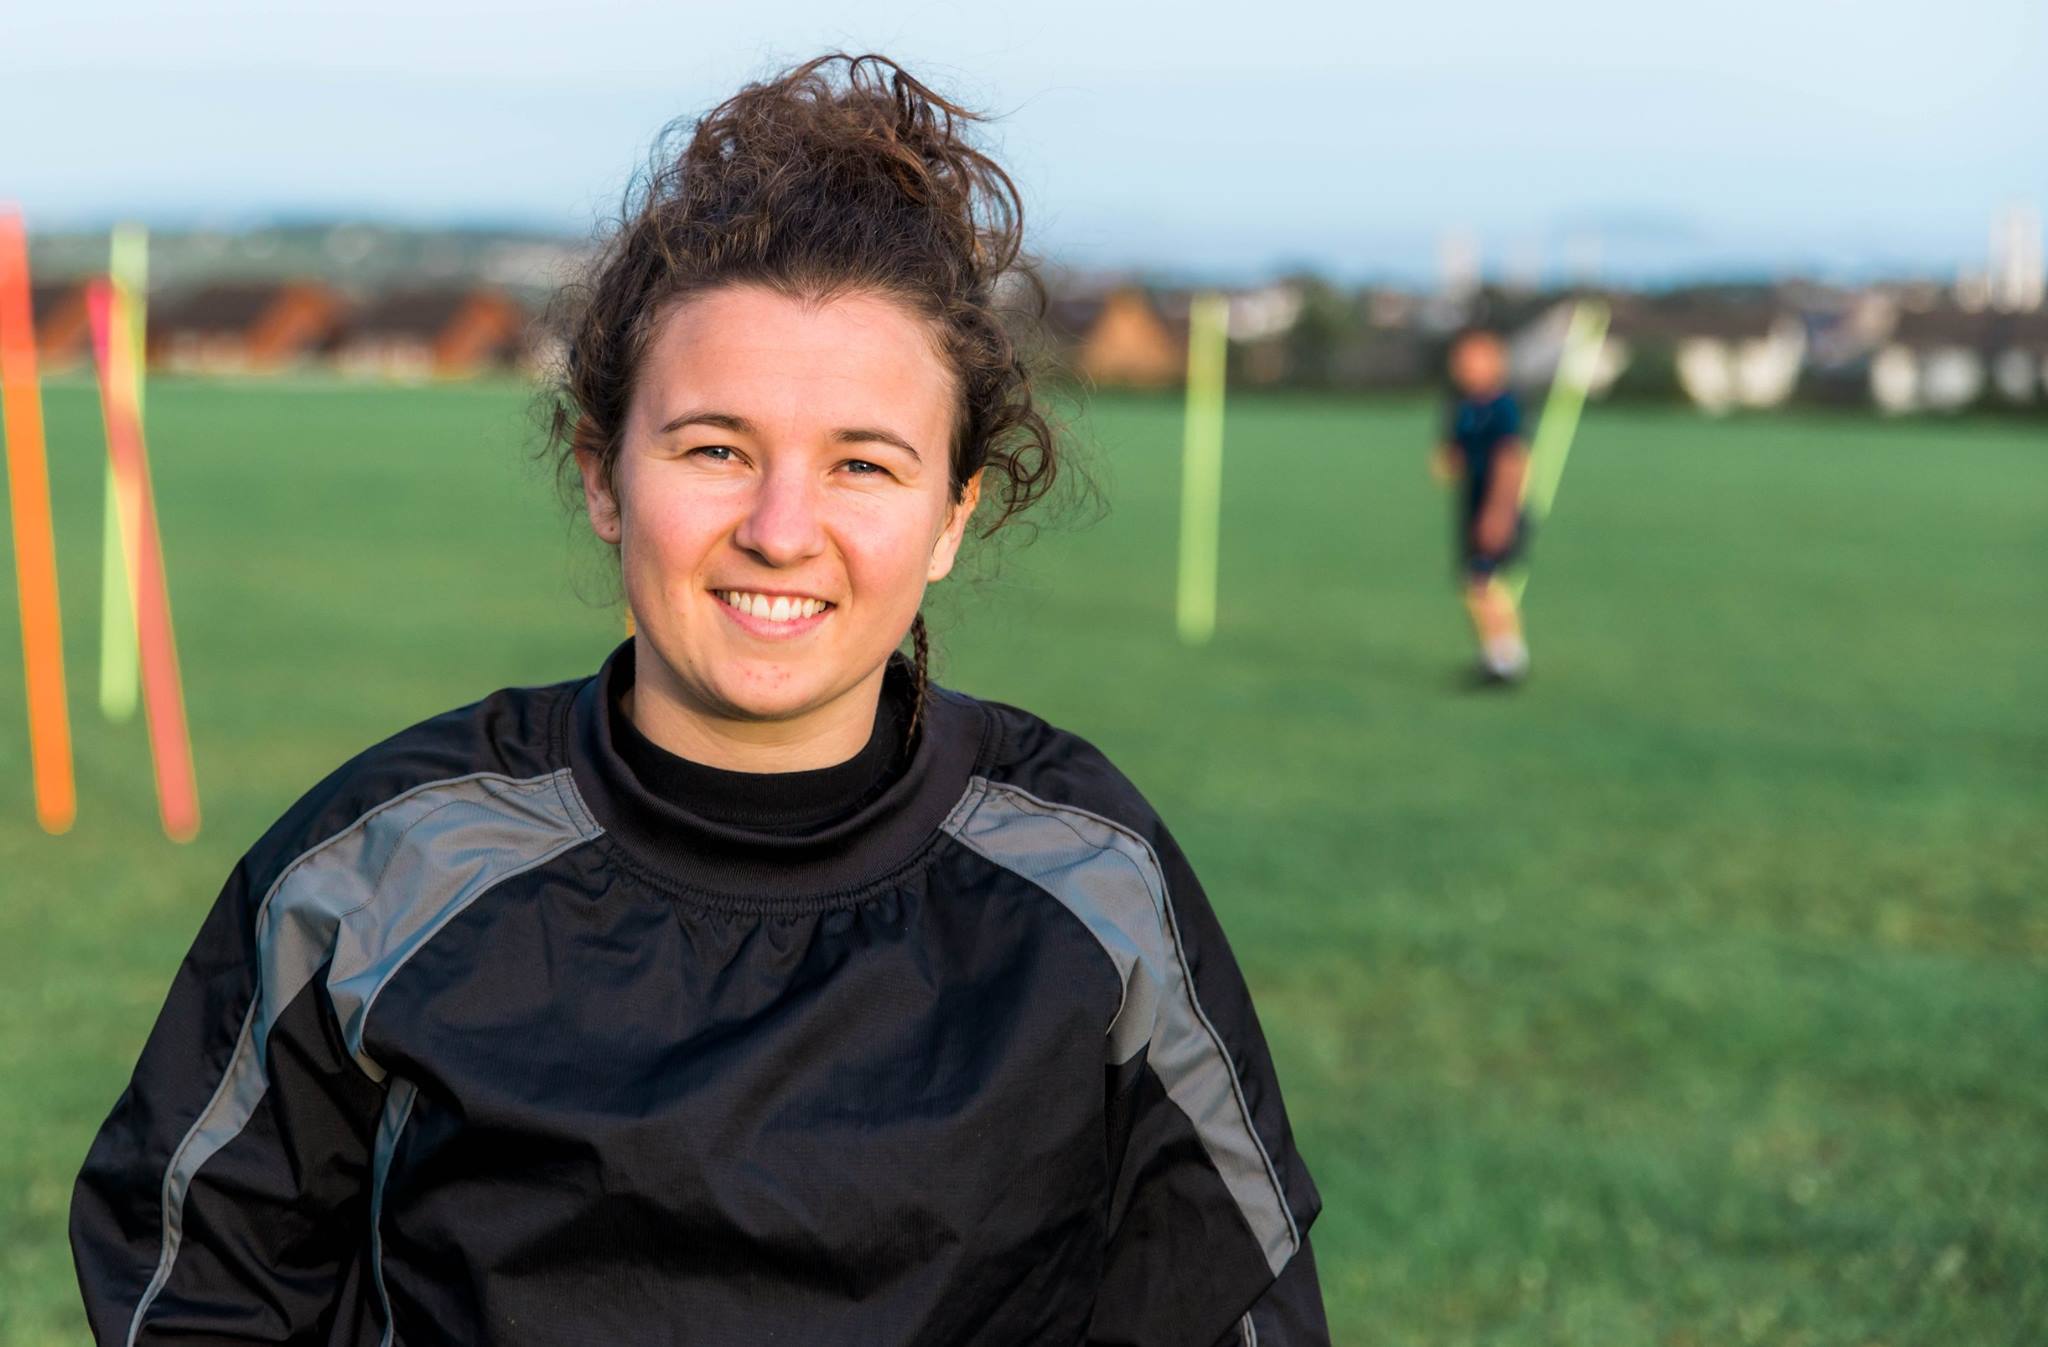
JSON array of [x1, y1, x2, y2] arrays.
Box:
[[906, 612, 930, 746]]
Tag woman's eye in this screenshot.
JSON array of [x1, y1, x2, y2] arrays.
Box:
[[691, 445, 737, 462], [843, 459, 886, 476]]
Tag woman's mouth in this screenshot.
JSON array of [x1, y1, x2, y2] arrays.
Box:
[[713, 589, 835, 636]]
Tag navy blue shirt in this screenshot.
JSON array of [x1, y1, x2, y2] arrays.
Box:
[[1446, 390, 1523, 518]]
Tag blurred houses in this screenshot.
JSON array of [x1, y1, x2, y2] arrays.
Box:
[[326, 287, 528, 381], [1044, 286, 1184, 388], [1042, 278, 1438, 393], [1869, 305, 2048, 414], [152, 282, 349, 374], [109, 281, 538, 381], [1263, 280, 1434, 391], [15, 214, 2045, 413], [1602, 295, 1806, 414], [1035, 272, 2048, 418]]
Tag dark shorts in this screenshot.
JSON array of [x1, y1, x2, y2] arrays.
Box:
[[1457, 508, 1531, 581]]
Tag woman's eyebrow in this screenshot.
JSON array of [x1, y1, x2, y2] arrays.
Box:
[[835, 427, 921, 462], [659, 409, 753, 435]]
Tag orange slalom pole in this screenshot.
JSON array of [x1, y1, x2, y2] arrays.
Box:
[[0, 208, 75, 834], [87, 279, 199, 842]]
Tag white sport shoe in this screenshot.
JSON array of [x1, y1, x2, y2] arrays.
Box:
[[1481, 636, 1530, 682]]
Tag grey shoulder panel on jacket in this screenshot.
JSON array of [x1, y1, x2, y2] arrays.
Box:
[[234, 676, 596, 1081], [126, 763, 604, 1345], [939, 773, 1301, 1278], [237, 677, 580, 893]]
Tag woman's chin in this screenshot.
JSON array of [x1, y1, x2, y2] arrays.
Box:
[[642, 628, 879, 728], [694, 660, 847, 725]]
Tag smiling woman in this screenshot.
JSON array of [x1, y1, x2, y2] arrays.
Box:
[[69, 53, 1330, 1347], [576, 285, 976, 770]]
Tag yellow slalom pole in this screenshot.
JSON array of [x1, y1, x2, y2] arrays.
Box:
[[0, 207, 76, 833], [1506, 299, 1609, 604], [1175, 292, 1229, 645], [116, 225, 147, 420], [100, 224, 146, 721]]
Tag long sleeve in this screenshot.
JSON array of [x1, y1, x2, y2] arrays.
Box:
[[1083, 814, 1330, 1346], [70, 850, 386, 1344]]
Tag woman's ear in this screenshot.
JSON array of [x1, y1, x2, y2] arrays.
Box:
[[573, 435, 622, 545], [927, 469, 984, 583]]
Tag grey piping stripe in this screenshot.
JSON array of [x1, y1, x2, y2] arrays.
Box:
[[371, 1078, 418, 1347], [941, 775, 1300, 1277], [123, 769, 600, 1347], [123, 1000, 260, 1347], [1241, 1311, 1257, 1347]]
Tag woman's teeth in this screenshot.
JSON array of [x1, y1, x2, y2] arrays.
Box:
[[716, 590, 831, 622]]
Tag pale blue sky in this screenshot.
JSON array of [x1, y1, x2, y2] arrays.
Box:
[[6, 0, 2043, 282]]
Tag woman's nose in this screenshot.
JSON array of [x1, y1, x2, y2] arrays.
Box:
[[731, 466, 826, 567]]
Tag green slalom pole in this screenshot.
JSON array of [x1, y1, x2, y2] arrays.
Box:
[[1175, 293, 1229, 645], [100, 223, 146, 722], [1506, 299, 1609, 604]]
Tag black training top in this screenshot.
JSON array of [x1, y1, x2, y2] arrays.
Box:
[[71, 639, 1329, 1346]]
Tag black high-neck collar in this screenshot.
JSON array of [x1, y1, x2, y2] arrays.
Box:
[[608, 651, 911, 832], [562, 639, 997, 911]]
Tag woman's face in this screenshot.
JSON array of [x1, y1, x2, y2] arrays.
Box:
[[577, 284, 981, 729]]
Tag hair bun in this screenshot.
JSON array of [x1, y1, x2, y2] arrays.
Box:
[[666, 53, 1020, 288], [549, 51, 1072, 547]]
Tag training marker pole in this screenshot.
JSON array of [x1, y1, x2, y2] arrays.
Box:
[[1175, 292, 1229, 645], [99, 224, 146, 721], [1507, 299, 1610, 604], [88, 279, 199, 842], [0, 208, 76, 833]]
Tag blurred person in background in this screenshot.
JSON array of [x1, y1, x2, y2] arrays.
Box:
[[68, 53, 1328, 1346], [1430, 327, 1531, 683]]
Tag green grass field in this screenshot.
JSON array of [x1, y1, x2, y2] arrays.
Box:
[[1, 380, 2042, 1344]]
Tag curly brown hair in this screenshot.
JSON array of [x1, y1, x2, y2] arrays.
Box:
[[545, 53, 1068, 732]]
